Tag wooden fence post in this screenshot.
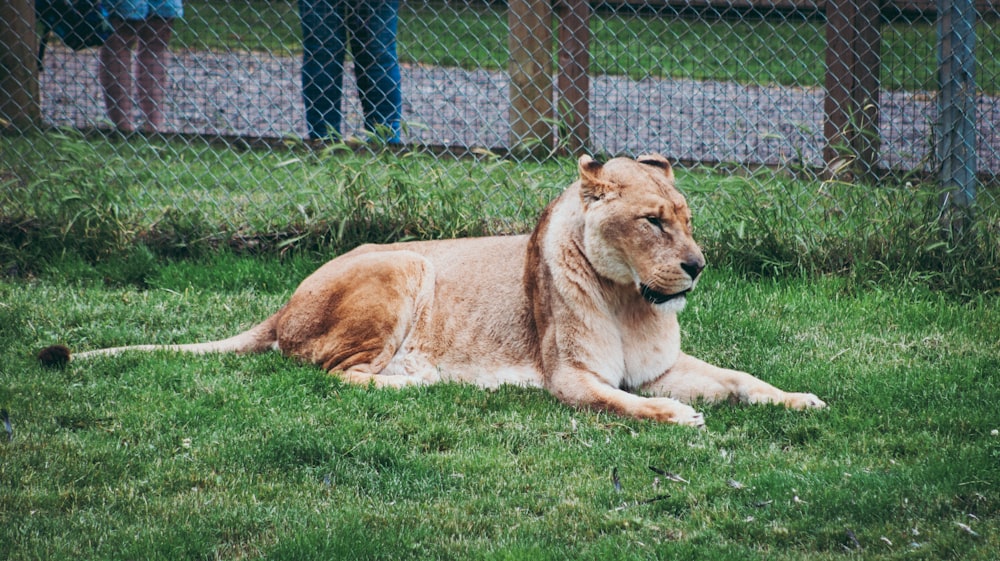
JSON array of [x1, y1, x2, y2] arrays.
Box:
[[0, 0, 41, 131], [508, 0, 554, 157], [823, 0, 882, 181], [555, 0, 591, 156]]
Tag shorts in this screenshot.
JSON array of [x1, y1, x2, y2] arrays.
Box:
[[104, 0, 184, 20]]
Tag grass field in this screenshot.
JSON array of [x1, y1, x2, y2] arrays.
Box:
[[2, 254, 998, 560], [1, 129, 999, 559], [6, 0, 1000, 557]]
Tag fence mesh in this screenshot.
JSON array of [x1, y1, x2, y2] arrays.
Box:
[[2, 0, 998, 241]]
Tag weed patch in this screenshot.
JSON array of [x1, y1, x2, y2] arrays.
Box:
[[693, 171, 1000, 297], [2, 133, 998, 297]]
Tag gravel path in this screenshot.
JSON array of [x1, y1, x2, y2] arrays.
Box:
[[40, 47, 1000, 174]]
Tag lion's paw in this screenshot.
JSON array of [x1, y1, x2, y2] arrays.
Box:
[[376, 376, 428, 389], [785, 392, 826, 410], [678, 409, 706, 428], [642, 398, 705, 427]]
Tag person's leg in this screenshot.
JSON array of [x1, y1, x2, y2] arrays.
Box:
[[136, 16, 174, 132], [99, 18, 139, 132], [299, 0, 347, 141], [348, 0, 402, 143]]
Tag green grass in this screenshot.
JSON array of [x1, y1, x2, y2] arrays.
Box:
[[1, 255, 998, 560], [176, 0, 302, 55], [9, 3, 999, 556], [174, 0, 1000, 92], [0, 132, 568, 260], [2, 132, 997, 295], [0, 128, 997, 560]]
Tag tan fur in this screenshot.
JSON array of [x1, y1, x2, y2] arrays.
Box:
[[63, 155, 825, 426]]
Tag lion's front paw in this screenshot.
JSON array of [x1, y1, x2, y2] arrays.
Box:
[[785, 392, 826, 410], [384, 376, 429, 389], [640, 398, 706, 427], [677, 408, 706, 428]]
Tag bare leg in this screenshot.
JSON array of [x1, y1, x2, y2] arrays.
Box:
[[100, 18, 139, 132], [136, 17, 174, 132], [642, 352, 826, 409]]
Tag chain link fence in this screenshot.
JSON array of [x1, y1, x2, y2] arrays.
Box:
[[2, 0, 998, 244]]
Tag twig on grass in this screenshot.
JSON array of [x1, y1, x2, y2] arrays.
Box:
[[1, 409, 11, 442], [956, 522, 980, 537], [648, 465, 688, 484]]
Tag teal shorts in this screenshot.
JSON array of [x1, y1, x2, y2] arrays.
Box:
[[104, 0, 183, 20]]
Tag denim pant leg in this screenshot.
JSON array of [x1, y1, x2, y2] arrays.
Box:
[[348, 0, 402, 143], [299, 0, 347, 140]]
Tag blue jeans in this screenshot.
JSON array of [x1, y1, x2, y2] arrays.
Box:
[[104, 0, 183, 20], [299, 0, 402, 142]]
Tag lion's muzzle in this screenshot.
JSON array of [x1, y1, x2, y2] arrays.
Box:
[[640, 284, 690, 304], [680, 258, 704, 281]]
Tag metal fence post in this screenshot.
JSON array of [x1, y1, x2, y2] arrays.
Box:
[[937, 0, 977, 217]]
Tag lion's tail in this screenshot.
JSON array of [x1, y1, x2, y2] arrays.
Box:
[[38, 313, 281, 367]]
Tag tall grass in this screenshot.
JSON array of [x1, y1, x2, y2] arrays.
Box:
[[0, 132, 566, 263], [1, 132, 997, 296], [0, 136, 137, 263], [694, 172, 1000, 297]]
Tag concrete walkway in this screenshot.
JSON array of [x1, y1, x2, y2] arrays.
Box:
[[40, 47, 1000, 174]]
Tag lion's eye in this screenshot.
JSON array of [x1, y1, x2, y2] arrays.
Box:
[[645, 216, 663, 230]]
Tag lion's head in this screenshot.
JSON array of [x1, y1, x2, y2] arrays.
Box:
[[577, 154, 705, 312]]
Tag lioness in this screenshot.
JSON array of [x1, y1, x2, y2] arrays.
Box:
[[40, 154, 825, 426]]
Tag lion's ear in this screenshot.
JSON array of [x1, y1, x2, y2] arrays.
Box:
[[578, 155, 606, 201], [637, 154, 675, 179], [578, 155, 604, 179]]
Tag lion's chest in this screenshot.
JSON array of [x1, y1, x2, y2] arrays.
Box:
[[618, 313, 682, 388]]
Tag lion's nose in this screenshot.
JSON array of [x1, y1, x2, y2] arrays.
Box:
[[681, 259, 704, 280]]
